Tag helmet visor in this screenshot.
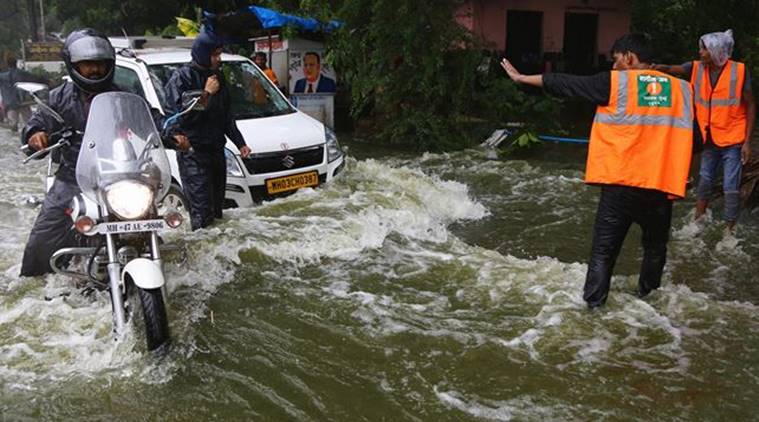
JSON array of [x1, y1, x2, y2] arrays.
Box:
[[68, 37, 115, 63]]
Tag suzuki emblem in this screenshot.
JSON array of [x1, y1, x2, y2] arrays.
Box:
[[282, 155, 295, 169]]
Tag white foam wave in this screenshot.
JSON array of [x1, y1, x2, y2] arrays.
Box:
[[434, 387, 575, 421]]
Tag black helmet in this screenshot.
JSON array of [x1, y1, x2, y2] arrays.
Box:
[[61, 29, 115, 94]]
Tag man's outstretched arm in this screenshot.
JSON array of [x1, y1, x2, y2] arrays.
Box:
[[500, 58, 611, 105]]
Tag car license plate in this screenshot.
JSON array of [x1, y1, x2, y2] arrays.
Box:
[[266, 171, 319, 194], [99, 219, 166, 234]]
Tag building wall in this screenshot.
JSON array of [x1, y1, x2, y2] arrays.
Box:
[[458, 0, 631, 58]]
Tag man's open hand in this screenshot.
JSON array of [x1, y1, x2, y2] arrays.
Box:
[[500, 59, 523, 83]]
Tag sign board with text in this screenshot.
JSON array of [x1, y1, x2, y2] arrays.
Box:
[[23, 41, 63, 62]]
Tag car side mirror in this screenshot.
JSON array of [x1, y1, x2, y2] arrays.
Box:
[[181, 90, 205, 112]]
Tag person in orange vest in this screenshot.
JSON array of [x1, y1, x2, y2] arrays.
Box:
[[252, 51, 279, 87], [655, 30, 755, 233], [501, 33, 694, 308]]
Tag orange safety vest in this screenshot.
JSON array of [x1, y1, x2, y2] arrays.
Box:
[[691, 59, 747, 146], [587, 70, 693, 198]]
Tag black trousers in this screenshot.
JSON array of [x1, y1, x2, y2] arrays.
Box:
[[20, 179, 80, 276], [177, 149, 226, 231], [583, 185, 673, 307]]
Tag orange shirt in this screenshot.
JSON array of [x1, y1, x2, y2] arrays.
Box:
[[263, 68, 279, 86]]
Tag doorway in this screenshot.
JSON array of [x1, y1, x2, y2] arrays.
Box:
[[563, 12, 599, 74], [506, 10, 543, 74]]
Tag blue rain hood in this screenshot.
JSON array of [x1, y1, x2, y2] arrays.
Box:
[[191, 29, 222, 68]]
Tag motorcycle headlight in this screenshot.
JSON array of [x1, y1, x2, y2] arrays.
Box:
[[225, 147, 245, 177], [326, 127, 343, 163], [105, 180, 154, 220]]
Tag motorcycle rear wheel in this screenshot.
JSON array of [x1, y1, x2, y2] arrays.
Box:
[[136, 286, 170, 351]]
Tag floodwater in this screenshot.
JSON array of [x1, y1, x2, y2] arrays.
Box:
[[1, 127, 758, 420]]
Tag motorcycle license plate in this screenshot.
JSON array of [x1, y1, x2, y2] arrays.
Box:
[[99, 219, 166, 234], [265, 171, 319, 194]]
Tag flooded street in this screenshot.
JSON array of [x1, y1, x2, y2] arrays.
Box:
[[1, 127, 758, 420]]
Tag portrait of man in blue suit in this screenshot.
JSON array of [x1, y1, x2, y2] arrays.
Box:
[[293, 51, 336, 94]]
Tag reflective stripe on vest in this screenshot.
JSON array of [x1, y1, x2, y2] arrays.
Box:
[[587, 70, 694, 198], [594, 71, 693, 129], [694, 60, 740, 107]]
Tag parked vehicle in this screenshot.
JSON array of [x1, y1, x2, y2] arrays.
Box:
[[109, 37, 345, 209], [19, 82, 184, 351]]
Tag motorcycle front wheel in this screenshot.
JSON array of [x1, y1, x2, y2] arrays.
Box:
[[135, 285, 170, 351]]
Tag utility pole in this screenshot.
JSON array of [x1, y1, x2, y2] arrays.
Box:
[[26, 0, 39, 42], [39, 0, 45, 39]]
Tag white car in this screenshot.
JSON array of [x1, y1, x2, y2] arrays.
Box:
[[109, 37, 345, 209]]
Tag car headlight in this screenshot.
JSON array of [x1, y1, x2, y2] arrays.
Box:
[[225, 147, 245, 177], [326, 127, 343, 163], [105, 180, 154, 220]]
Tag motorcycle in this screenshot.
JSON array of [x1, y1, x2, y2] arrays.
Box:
[[17, 82, 186, 351]]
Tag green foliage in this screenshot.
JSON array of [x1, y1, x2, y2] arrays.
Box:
[[322, 0, 562, 151], [326, 0, 472, 149], [632, 0, 759, 94], [472, 68, 562, 133], [511, 131, 541, 149], [0, 0, 33, 62], [50, 0, 194, 36]]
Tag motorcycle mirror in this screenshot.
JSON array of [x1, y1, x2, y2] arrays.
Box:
[[14, 82, 65, 125], [14, 82, 47, 95], [181, 90, 205, 111]]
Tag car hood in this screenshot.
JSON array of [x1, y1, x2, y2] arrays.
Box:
[[234, 111, 325, 153]]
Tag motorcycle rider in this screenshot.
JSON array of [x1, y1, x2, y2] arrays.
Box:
[[164, 29, 251, 231], [20, 29, 125, 276]]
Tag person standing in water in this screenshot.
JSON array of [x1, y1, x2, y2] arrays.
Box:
[[501, 33, 694, 308], [655, 29, 755, 233]]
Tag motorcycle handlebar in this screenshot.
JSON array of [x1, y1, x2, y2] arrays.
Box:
[[21, 128, 80, 164], [23, 139, 70, 164]]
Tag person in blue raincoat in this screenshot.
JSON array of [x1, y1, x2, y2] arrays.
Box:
[[163, 30, 251, 230]]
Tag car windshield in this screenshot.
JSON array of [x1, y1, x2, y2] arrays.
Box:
[[148, 60, 295, 119]]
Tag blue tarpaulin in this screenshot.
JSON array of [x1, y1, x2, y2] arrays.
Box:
[[247, 5, 341, 32], [202, 5, 341, 40]]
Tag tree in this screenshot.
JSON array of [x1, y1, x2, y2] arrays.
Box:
[[270, 0, 560, 150], [0, 0, 34, 63], [632, 0, 759, 93], [49, 0, 188, 36]]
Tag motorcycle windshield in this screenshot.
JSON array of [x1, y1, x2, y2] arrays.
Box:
[[76, 92, 171, 205]]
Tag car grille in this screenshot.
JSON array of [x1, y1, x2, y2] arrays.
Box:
[[243, 145, 324, 175]]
